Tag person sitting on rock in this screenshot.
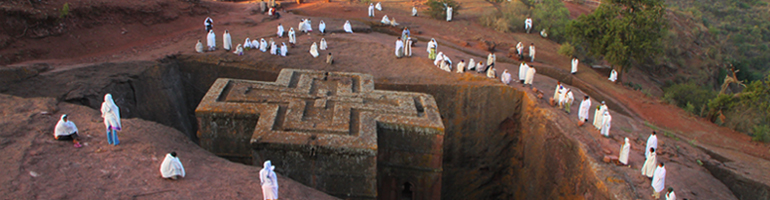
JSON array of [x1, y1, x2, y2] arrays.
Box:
[[54, 114, 81, 148], [160, 152, 185, 180]]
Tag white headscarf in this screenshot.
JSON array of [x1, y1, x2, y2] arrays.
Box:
[[54, 114, 78, 137], [277, 24, 284, 37], [619, 137, 630, 165], [280, 42, 287, 57], [309, 42, 319, 58], [652, 165, 666, 192], [207, 30, 216, 48], [223, 30, 232, 50], [320, 38, 328, 50], [381, 15, 390, 24], [319, 20, 326, 33], [260, 38, 268, 52], [375, 2, 382, 10], [101, 94, 121, 130], [260, 160, 279, 199], [344, 20, 353, 33], [501, 69, 511, 84], [233, 44, 244, 55], [160, 153, 185, 178], [244, 38, 252, 48], [195, 40, 204, 53], [289, 28, 296, 44]]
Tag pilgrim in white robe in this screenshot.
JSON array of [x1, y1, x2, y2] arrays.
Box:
[[652, 165, 667, 197], [390, 18, 399, 26], [288, 28, 296, 45], [477, 61, 484, 73], [260, 38, 268, 52], [609, 69, 618, 82], [195, 40, 204, 53], [260, 161, 279, 200], [646, 133, 658, 159], [467, 58, 476, 71], [309, 42, 319, 58], [524, 65, 536, 86], [375, 2, 382, 11], [600, 112, 612, 137], [270, 41, 277, 55], [540, 29, 548, 38], [233, 44, 244, 55], [501, 69, 512, 84], [223, 30, 232, 51], [319, 20, 326, 33], [368, 3, 375, 17], [571, 57, 579, 74], [243, 38, 252, 49], [487, 66, 496, 78], [427, 39, 437, 60], [298, 20, 306, 33], [160, 153, 185, 179], [487, 53, 496, 68], [518, 63, 528, 83], [381, 15, 390, 24], [563, 90, 574, 113], [204, 17, 213, 33], [578, 97, 592, 122], [302, 19, 312, 32], [593, 103, 608, 129], [456, 60, 466, 73], [553, 84, 563, 104], [446, 7, 453, 22], [280, 43, 287, 57], [405, 37, 413, 57], [252, 39, 260, 50], [441, 55, 453, 72], [207, 30, 216, 51], [54, 114, 78, 138], [618, 137, 630, 165], [412, 7, 418, 16], [666, 190, 676, 200], [395, 39, 404, 58], [529, 44, 536, 62], [516, 42, 524, 56], [344, 21, 353, 33], [101, 94, 121, 145], [320, 38, 328, 50], [641, 151, 657, 177], [524, 17, 532, 33], [277, 24, 285, 37], [433, 52, 445, 66]]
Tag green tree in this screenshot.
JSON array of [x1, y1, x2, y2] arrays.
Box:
[[425, 0, 461, 21], [566, 0, 667, 82], [532, 0, 571, 42]]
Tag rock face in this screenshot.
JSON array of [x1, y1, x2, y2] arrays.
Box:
[[196, 69, 445, 200]]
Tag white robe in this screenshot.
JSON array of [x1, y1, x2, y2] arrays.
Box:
[[487, 67, 496, 78], [303, 19, 312, 32], [101, 94, 121, 130], [427, 39, 437, 54], [529, 45, 536, 61], [601, 112, 612, 136], [270, 42, 277, 55], [525, 18, 532, 31], [456, 61, 465, 73], [344, 21, 353, 33], [233, 44, 243, 55], [646, 135, 658, 159], [280, 43, 287, 57], [375, 2, 382, 11], [207, 30, 216, 49], [298, 20, 306, 33], [593, 105, 608, 129], [395, 39, 404, 57], [446, 7, 453, 21], [368, 4, 375, 17], [524, 66, 536, 85], [54, 115, 78, 137], [553, 84, 563, 103], [412, 7, 418, 16], [571, 58, 579, 73], [319, 21, 326, 33], [467, 58, 476, 71], [442, 55, 452, 72], [619, 137, 630, 165], [289, 28, 296, 44], [204, 17, 213, 28], [405, 37, 413, 57], [518, 63, 528, 81], [277, 25, 284, 37], [309, 42, 319, 58], [260, 39, 268, 52], [433, 52, 445, 66], [381, 15, 390, 24], [609, 69, 618, 82], [641, 153, 657, 177], [320, 38, 328, 50], [390, 18, 399, 26], [501, 70, 511, 84], [666, 191, 676, 200], [564, 91, 574, 108], [487, 53, 495, 67], [195, 41, 204, 53], [244, 38, 252, 49], [578, 98, 592, 122], [160, 154, 185, 178], [260, 161, 279, 200], [223, 31, 232, 51], [252, 39, 260, 50], [652, 166, 666, 192]]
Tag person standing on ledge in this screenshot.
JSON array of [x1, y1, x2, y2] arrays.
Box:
[[578, 95, 591, 126], [646, 131, 658, 159], [260, 160, 279, 200], [652, 162, 667, 199], [101, 94, 121, 146]]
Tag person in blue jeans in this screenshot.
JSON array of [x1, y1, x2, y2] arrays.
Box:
[[101, 94, 121, 145]]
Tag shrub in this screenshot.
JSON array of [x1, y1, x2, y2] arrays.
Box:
[[558, 42, 575, 57], [532, 0, 571, 42], [425, 0, 461, 20], [662, 82, 717, 116], [59, 3, 70, 18], [752, 125, 770, 142]]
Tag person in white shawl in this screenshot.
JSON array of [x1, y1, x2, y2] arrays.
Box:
[[516, 42, 524, 57], [368, 3, 375, 17], [207, 30, 216, 51], [195, 40, 204, 53], [456, 60, 465, 73], [288, 27, 296, 46], [651, 163, 667, 199], [309, 42, 319, 58], [277, 23, 285, 38], [467, 58, 476, 71], [412, 7, 418, 16], [600, 111, 612, 137], [270, 40, 278, 55], [381, 15, 390, 25], [252, 39, 260, 50], [260, 38, 268, 52], [501, 69, 511, 84], [233, 44, 244, 55], [442, 54, 452, 71], [529, 43, 536, 62], [578, 96, 591, 125], [320, 38, 328, 50], [665, 188, 676, 200], [609, 69, 618, 82], [319, 20, 326, 34], [646, 131, 658, 159], [390, 18, 399, 26], [160, 152, 185, 180], [518, 62, 528, 84], [524, 64, 536, 88], [375, 2, 382, 11], [260, 160, 279, 200], [427, 38, 438, 60], [54, 114, 81, 147], [618, 137, 630, 165], [562, 89, 574, 113], [395, 37, 404, 58], [524, 17, 532, 33], [571, 57, 579, 74], [487, 66, 496, 78], [223, 30, 232, 51], [487, 53, 496, 70], [405, 36, 413, 57], [304, 19, 313, 32], [280, 42, 287, 57], [553, 82, 564, 106], [433, 52, 445, 66], [243, 38, 252, 49], [446, 6, 453, 22], [299, 19, 306, 33], [101, 94, 121, 145], [204, 17, 213, 33], [344, 20, 353, 33], [593, 101, 608, 129], [641, 148, 657, 177]]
